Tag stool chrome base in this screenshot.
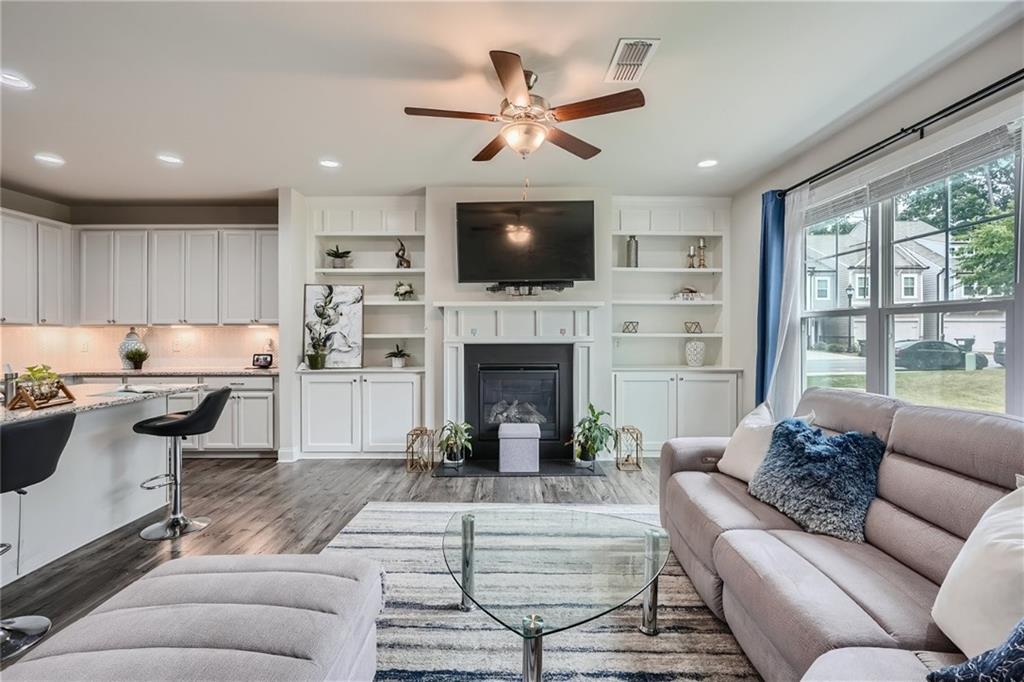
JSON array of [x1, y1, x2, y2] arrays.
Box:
[[140, 515, 210, 541], [1, 615, 51, 662]]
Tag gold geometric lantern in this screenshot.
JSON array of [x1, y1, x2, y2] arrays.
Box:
[[615, 425, 643, 471], [405, 427, 434, 472]]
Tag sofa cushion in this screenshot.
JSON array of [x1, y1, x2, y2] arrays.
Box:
[[714, 529, 956, 677], [804, 648, 967, 682], [717, 403, 815, 483], [663, 471, 800, 572], [5, 554, 383, 682], [794, 386, 905, 441]]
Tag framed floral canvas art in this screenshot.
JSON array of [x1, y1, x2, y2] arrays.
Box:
[[303, 284, 364, 368]]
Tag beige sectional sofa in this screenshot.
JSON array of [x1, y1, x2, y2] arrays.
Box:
[[660, 387, 1024, 681]]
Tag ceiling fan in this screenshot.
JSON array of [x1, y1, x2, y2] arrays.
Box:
[[404, 50, 645, 161]]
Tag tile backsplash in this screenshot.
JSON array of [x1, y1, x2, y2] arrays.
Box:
[[0, 326, 279, 372]]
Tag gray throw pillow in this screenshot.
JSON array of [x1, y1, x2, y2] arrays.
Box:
[[748, 419, 886, 542]]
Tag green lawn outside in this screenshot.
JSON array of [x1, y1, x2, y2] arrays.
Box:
[[807, 368, 1005, 412]]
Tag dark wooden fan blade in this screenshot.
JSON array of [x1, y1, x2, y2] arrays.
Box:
[[404, 107, 498, 121], [549, 88, 645, 122], [473, 135, 506, 161], [546, 127, 601, 160], [489, 50, 531, 108]]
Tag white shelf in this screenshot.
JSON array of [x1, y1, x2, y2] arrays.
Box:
[[315, 268, 425, 275], [612, 231, 724, 237], [296, 365, 426, 373], [364, 297, 424, 306], [432, 300, 604, 309], [364, 332, 426, 339], [612, 267, 722, 274], [613, 299, 723, 306], [613, 366, 743, 373], [613, 332, 724, 339], [315, 231, 425, 238]]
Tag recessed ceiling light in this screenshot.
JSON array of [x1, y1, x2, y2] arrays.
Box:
[[157, 153, 184, 165], [697, 159, 718, 168], [1, 71, 34, 90], [33, 152, 65, 167], [319, 158, 341, 169]]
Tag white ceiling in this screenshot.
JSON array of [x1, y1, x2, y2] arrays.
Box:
[[1, 2, 1021, 204]]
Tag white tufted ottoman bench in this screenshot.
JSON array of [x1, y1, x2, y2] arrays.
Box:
[[4, 554, 383, 681]]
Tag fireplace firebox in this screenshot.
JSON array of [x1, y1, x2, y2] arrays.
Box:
[[464, 344, 573, 461]]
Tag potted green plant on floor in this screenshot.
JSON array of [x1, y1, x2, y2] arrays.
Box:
[[385, 344, 411, 369], [123, 347, 149, 370], [569, 403, 616, 470], [325, 245, 352, 268], [437, 420, 472, 468]]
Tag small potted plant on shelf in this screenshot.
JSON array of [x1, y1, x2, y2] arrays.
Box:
[[568, 403, 617, 470], [394, 281, 415, 301], [437, 420, 472, 468], [123, 347, 149, 370], [385, 344, 411, 369], [325, 245, 352, 268], [17, 364, 62, 404]]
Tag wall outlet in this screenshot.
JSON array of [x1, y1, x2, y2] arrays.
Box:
[[80, 341, 89, 352], [171, 337, 182, 353], [1016, 473, 1024, 489]]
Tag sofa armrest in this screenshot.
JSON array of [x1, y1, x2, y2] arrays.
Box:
[[659, 436, 729, 506]]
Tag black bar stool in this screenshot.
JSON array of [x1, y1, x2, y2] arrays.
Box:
[[134, 387, 231, 541], [0, 411, 76, 662]]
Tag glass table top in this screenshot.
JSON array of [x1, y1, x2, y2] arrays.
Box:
[[442, 507, 670, 638]]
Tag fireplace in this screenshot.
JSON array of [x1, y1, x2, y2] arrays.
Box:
[[464, 344, 574, 460]]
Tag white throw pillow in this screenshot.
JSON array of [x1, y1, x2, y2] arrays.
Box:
[[716, 403, 814, 482], [932, 487, 1024, 658]]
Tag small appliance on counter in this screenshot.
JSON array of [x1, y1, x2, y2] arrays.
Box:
[[251, 353, 274, 369]]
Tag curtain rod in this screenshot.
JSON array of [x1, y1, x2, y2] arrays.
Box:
[[781, 68, 1024, 196]]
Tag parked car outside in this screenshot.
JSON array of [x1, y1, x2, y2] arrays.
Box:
[[894, 340, 989, 371]]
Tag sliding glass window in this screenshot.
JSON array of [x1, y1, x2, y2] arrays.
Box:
[[800, 118, 1021, 414]]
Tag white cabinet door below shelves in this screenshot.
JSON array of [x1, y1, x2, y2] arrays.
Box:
[[1, 215, 37, 324], [36, 222, 63, 325], [237, 392, 275, 450], [677, 373, 737, 437], [614, 372, 677, 452], [361, 373, 421, 452], [301, 375, 360, 452]]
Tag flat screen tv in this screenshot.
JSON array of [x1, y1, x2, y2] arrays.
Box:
[[456, 200, 595, 284]]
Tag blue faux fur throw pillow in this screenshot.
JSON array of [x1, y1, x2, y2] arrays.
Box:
[[928, 619, 1024, 682], [748, 419, 886, 542]]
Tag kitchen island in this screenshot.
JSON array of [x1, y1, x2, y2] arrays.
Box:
[[1, 383, 203, 586]]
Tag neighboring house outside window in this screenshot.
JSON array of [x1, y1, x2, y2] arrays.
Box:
[[815, 277, 830, 301], [901, 274, 918, 300], [855, 273, 869, 299]]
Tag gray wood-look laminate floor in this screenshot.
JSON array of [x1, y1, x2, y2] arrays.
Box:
[[1, 457, 659, 654]]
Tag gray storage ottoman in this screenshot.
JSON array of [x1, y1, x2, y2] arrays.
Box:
[[4, 554, 383, 682], [499, 422, 541, 473]]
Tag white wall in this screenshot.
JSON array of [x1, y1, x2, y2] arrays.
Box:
[[423, 186, 614, 426], [729, 19, 1024, 413], [277, 188, 307, 461]]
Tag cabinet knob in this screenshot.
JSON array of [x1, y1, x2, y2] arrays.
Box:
[[1, 317, 6, 322], [40, 318, 46, 323]]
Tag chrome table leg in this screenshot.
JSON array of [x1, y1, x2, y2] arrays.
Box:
[[640, 528, 661, 636], [522, 614, 543, 682], [459, 513, 475, 611]]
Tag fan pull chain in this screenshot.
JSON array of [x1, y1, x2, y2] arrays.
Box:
[[522, 176, 530, 201]]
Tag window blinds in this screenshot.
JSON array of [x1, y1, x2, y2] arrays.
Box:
[[804, 188, 869, 226]]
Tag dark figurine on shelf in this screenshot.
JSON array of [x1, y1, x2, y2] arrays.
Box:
[[396, 238, 412, 269]]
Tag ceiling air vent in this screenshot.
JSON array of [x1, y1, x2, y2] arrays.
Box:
[[604, 38, 660, 83]]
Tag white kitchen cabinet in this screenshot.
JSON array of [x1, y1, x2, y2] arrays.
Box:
[[150, 230, 219, 324], [301, 374, 361, 452], [677, 373, 738, 437], [1, 215, 37, 324], [80, 230, 147, 325], [614, 372, 678, 452], [614, 370, 739, 450], [36, 222, 64, 325], [361, 373, 422, 452], [255, 230, 278, 323], [219, 230, 257, 324], [237, 392, 275, 449]]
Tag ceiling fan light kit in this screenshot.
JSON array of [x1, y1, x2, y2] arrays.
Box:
[[405, 49, 645, 161]]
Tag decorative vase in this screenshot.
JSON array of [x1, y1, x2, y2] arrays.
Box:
[[118, 327, 147, 370], [391, 357, 407, 369], [625, 235, 639, 267], [306, 353, 326, 370], [131, 360, 144, 370], [23, 380, 60, 404], [575, 447, 597, 470], [331, 257, 351, 269], [443, 448, 465, 468], [685, 340, 706, 367]]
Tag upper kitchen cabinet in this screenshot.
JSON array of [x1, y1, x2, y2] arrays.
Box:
[[0, 214, 38, 324], [150, 230, 219, 324], [36, 222, 65, 325], [220, 229, 276, 324], [80, 230, 148, 325]]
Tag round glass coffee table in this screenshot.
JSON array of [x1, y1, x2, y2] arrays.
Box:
[[442, 507, 670, 681]]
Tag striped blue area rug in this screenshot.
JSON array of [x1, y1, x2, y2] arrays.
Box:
[[323, 502, 758, 681]]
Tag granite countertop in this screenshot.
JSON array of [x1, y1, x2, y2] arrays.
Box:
[[2, 383, 204, 423], [59, 367, 279, 378]]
